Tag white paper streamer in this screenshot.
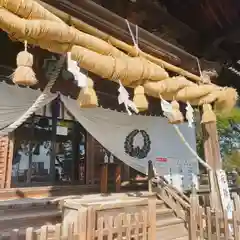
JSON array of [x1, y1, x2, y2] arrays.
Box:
[[67, 52, 87, 87], [118, 80, 138, 115], [186, 101, 194, 128]]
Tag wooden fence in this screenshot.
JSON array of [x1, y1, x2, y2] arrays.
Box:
[[188, 193, 240, 239], [1, 198, 156, 240]]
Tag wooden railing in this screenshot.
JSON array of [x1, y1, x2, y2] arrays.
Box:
[[1, 198, 156, 240], [148, 160, 190, 221], [153, 177, 190, 221], [188, 193, 240, 239]]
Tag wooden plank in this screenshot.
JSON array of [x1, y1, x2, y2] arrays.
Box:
[[134, 213, 140, 240], [77, 208, 87, 240], [233, 211, 239, 240], [86, 207, 95, 240], [114, 213, 123, 240], [198, 206, 204, 239], [107, 216, 114, 240], [10, 229, 19, 240], [125, 214, 132, 240], [223, 211, 229, 240], [100, 163, 108, 194], [206, 207, 212, 240], [115, 164, 121, 193], [97, 217, 104, 240], [40, 226, 48, 240], [142, 211, 147, 240], [188, 207, 196, 240], [55, 224, 62, 240], [147, 197, 156, 240], [215, 211, 221, 240], [68, 223, 74, 240], [0, 184, 99, 200], [26, 227, 34, 240]]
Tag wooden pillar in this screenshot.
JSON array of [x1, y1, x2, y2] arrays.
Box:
[[100, 163, 108, 194], [202, 122, 222, 170], [202, 121, 222, 210], [86, 133, 95, 185], [123, 164, 130, 181], [115, 164, 121, 193], [0, 133, 14, 189], [0, 136, 10, 188], [5, 133, 14, 188]]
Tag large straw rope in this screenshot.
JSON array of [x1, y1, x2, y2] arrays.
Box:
[[36, 0, 205, 83], [0, 7, 127, 58], [71, 45, 169, 85], [2, 0, 205, 83], [0, 55, 65, 136], [0, 4, 237, 111]]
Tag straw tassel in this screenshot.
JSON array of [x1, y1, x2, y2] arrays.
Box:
[[12, 41, 37, 86], [201, 104, 216, 124], [168, 100, 184, 124], [77, 77, 98, 108], [133, 86, 148, 112]]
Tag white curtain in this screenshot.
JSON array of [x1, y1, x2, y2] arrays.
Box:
[[61, 96, 199, 191], [0, 82, 57, 135]]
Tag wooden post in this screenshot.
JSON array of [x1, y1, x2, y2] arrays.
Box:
[[86, 133, 95, 185], [202, 121, 222, 210], [115, 164, 121, 193], [148, 196, 156, 240], [202, 122, 221, 170], [123, 164, 130, 181], [0, 136, 9, 188], [50, 101, 58, 184], [5, 133, 14, 188], [148, 161, 154, 193], [100, 163, 108, 194]]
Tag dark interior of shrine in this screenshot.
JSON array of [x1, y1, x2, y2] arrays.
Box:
[[88, 0, 240, 94]]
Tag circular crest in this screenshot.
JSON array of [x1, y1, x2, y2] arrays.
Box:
[[124, 129, 151, 159]]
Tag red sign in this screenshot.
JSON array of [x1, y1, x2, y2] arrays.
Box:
[[156, 157, 168, 162]]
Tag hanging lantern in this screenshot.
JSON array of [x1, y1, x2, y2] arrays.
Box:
[[77, 77, 98, 108], [168, 100, 184, 124], [201, 104, 216, 124], [12, 41, 38, 86], [133, 85, 148, 112]]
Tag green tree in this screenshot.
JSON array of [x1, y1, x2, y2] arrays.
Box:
[[222, 151, 240, 171], [217, 108, 240, 155], [196, 107, 240, 170]]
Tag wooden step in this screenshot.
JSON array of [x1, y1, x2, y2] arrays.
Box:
[[157, 217, 184, 228], [157, 218, 188, 240], [0, 209, 61, 233], [156, 208, 175, 221], [0, 199, 61, 235], [156, 199, 165, 208], [0, 199, 59, 215]]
